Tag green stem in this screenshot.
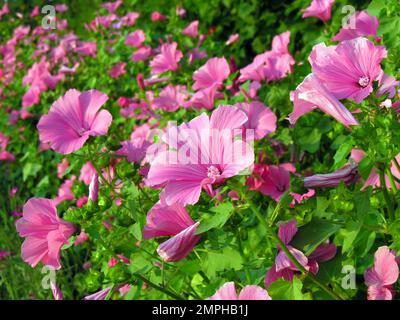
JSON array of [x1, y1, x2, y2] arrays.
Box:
[[237, 230, 252, 284], [386, 168, 398, 192], [248, 202, 344, 300], [379, 170, 394, 221], [132, 273, 184, 300]]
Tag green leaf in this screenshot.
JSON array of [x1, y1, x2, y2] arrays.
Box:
[[291, 220, 341, 256], [268, 277, 303, 300], [196, 202, 234, 234], [332, 137, 354, 170], [201, 247, 243, 278]]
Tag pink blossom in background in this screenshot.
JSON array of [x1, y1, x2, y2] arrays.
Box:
[[108, 257, 119, 268], [57, 158, 69, 179], [239, 31, 294, 82], [302, 0, 335, 22], [109, 62, 126, 78], [146, 106, 254, 206], [101, 0, 122, 13], [332, 11, 380, 42], [53, 176, 76, 206], [74, 41, 97, 57], [153, 84, 189, 112], [151, 11, 166, 22], [309, 38, 387, 103], [118, 284, 131, 296], [226, 33, 240, 46], [209, 282, 271, 300], [37, 89, 112, 155], [182, 20, 199, 38], [290, 189, 315, 207], [0, 251, 12, 260], [289, 74, 359, 126], [30, 6, 40, 18], [55, 4, 68, 13], [131, 46, 152, 62], [364, 246, 399, 300], [76, 196, 88, 208], [176, 6, 186, 17], [377, 73, 399, 99], [125, 30, 145, 47], [0, 132, 15, 161], [89, 173, 99, 202], [247, 164, 291, 201], [150, 42, 183, 74], [121, 12, 140, 26], [265, 220, 336, 287], [0, 3, 9, 19], [187, 47, 207, 64], [143, 194, 201, 262], [84, 286, 112, 300], [15, 198, 76, 269], [79, 162, 96, 185], [192, 57, 230, 91], [236, 101, 277, 140]]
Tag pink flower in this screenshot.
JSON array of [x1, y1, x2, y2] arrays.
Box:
[[309, 38, 387, 103], [192, 57, 230, 91], [22, 85, 41, 108], [239, 31, 294, 82], [89, 173, 99, 202], [125, 30, 145, 47], [209, 282, 271, 300], [144, 195, 201, 262], [121, 12, 140, 26], [290, 189, 315, 207], [236, 101, 277, 140], [57, 158, 69, 179], [118, 284, 131, 296], [131, 46, 152, 62], [74, 230, 89, 246], [377, 73, 399, 99], [332, 11, 380, 42], [364, 246, 399, 300], [79, 162, 96, 185], [53, 176, 76, 206], [74, 41, 97, 57], [55, 4, 68, 12], [304, 161, 359, 188], [182, 20, 199, 38], [289, 74, 359, 127], [37, 89, 112, 155], [108, 257, 119, 268], [15, 198, 76, 269], [265, 220, 336, 287], [84, 286, 112, 300], [0, 251, 11, 260], [226, 33, 240, 46], [151, 11, 166, 22], [117, 139, 152, 164], [247, 164, 290, 201], [302, 0, 335, 22], [0, 132, 15, 161], [0, 3, 9, 19], [101, 0, 122, 13], [150, 42, 183, 75], [145, 106, 254, 206], [189, 85, 220, 110], [51, 282, 63, 300], [109, 62, 126, 78], [153, 84, 189, 111]]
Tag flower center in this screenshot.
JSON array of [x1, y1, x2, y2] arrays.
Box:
[[358, 76, 370, 88], [77, 128, 86, 136], [207, 165, 221, 179]]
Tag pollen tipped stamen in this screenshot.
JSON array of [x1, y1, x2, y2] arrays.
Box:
[[207, 165, 221, 179], [358, 76, 370, 88]]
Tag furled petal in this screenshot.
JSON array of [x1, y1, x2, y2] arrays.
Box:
[[238, 286, 272, 300]]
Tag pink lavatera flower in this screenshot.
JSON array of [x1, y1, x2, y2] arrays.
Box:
[[239, 31, 294, 83], [143, 194, 201, 262], [53, 176, 76, 206], [151, 11, 167, 22], [84, 286, 113, 300], [182, 20, 199, 38], [226, 33, 240, 46], [189, 85, 222, 110], [145, 105, 254, 206], [236, 101, 277, 140], [51, 281, 63, 300], [125, 29, 145, 47], [377, 73, 399, 99], [152, 84, 189, 112], [289, 74, 359, 127], [246, 164, 291, 202], [209, 282, 271, 300], [364, 246, 399, 300], [37, 89, 112, 155], [302, 0, 335, 22], [332, 11, 380, 42], [57, 158, 69, 179], [192, 57, 230, 91], [116, 138, 152, 164], [79, 161, 96, 185], [265, 220, 336, 287], [0, 132, 15, 161], [150, 42, 183, 75], [15, 198, 76, 269], [101, 0, 122, 13], [303, 161, 359, 188], [289, 189, 315, 207], [74, 41, 97, 57], [109, 62, 126, 78], [309, 37, 387, 103]]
